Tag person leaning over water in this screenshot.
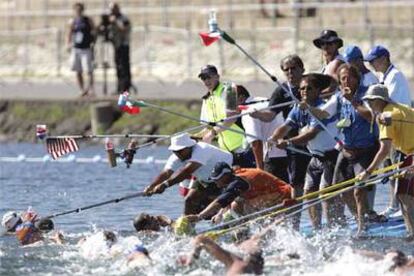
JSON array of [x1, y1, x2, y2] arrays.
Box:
[[143, 133, 233, 216], [194, 65, 255, 168], [365, 45, 413, 218], [185, 162, 292, 224], [270, 73, 341, 230], [236, 85, 289, 182], [315, 64, 385, 236], [250, 54, 310, 229], [357, 84, 414, 241]]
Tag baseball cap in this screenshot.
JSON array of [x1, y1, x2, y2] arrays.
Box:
[[343, 45, 363, 62], [198, 65, 218, 78], [364, 45, 390, 62], [209, 162, 233, 181]]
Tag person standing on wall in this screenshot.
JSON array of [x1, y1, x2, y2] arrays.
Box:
[[108, 2, 132, 94], [67, 2, 96, 97]]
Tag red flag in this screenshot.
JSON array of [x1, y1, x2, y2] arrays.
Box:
[[199, 32, 221, 46]]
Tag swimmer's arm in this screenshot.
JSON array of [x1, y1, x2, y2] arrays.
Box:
[[353, 249, 384, 260], [194, 236, 237, 268], [49, 231, 64, 245]]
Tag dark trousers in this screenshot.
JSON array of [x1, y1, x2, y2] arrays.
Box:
[[114, 44, 131, 93]]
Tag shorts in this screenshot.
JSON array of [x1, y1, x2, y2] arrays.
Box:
[[397, 155, 414, 196], [304, 150, 338, 192], [189, 180, 222, 196], [333, 144, 378, 191], [70, 48, 93, 73], [287, 150, 311, 189], [264, 156, 289, 183], [232, 148, 256, 168]]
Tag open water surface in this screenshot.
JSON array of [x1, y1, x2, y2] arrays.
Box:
[[0, 143, 412, 275]]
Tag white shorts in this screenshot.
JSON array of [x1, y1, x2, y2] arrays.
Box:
[[70, 48, 93, 73]]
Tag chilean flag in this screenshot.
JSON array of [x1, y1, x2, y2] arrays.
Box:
[[199, 31, 221, 46]]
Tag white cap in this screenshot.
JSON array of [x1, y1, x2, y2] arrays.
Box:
[[1, 211, 21, 231], [168, 133, 197, 151]]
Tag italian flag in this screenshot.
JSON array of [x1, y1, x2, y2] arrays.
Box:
[[118, 92, 145, 115], [199, 31, 221, 46]]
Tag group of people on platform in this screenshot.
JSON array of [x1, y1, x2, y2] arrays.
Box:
[[2, 29, 414, 275], [143, 29, 414, 242]]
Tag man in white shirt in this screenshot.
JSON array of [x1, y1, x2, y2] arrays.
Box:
[[365, 45, 413, 217], [365, 45, 412, 106], [144, 133, 233, 215], [237, 86, 289, 182]]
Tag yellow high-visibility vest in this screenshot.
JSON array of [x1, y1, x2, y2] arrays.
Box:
[[202, 82, 245, 152]]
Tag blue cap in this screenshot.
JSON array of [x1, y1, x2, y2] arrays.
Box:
[[133, 244, 149, 255], [343, 45, 363, 62], [364, 45, 390, 62]]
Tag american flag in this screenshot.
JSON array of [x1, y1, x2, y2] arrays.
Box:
[[46, 138, 80, 160]]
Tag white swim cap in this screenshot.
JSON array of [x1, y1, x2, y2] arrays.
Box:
[[1, 211, 21, 231]]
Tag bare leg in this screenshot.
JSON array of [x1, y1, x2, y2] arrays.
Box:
[[76, 72, 86, 95], [397, 194, 414, 239], [354, 188, 369, 235], [87, 72, 95, 96], [305, 189, 321, 230]]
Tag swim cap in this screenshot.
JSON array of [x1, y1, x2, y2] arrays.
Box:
[[1, 211, 22, 231], [133, 244, 149, 256], [34, 218, 54, 232], [173, 216, 195, 236]]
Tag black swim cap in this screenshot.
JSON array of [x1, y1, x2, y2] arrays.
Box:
[[34, 218, 54, 232]]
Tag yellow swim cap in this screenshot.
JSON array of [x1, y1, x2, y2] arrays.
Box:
[[173, 216, 195, 236]]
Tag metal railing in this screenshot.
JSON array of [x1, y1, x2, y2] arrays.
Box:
[[0, 0, 413, 82]]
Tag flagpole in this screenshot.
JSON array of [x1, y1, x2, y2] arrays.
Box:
[[44, 134, 169, 140], [128, 100, 315, 158], [215, 29, 345, 146]]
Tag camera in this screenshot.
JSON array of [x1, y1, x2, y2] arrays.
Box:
[[98, 14, 112, 42]]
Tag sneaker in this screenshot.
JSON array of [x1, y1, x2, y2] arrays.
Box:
[[380, 207, 399, 218]]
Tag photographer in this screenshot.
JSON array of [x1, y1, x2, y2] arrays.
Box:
[[107, 2, 132, 94]]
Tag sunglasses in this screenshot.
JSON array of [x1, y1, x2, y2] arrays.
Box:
[[200, 74, 216, 81], [282, 66, 298, 72], [320, 41, 336, 47], [299, 86, 314, 92]]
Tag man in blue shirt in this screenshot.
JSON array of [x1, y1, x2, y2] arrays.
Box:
[[320, 64, 383, 236], [270, 73, 340, 229]]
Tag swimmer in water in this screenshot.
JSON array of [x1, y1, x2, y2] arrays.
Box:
[[2, 209, 62, 245], [180, 234, 264, 276], [127, 244, 151, 267], [133, 213, 174, 232], [353, 249, 414, 275]]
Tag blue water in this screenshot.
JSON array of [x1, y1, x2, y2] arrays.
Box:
[[0, 143, 412, 276]]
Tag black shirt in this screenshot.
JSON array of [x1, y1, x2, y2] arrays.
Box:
[[268, 82, 301, 119]]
